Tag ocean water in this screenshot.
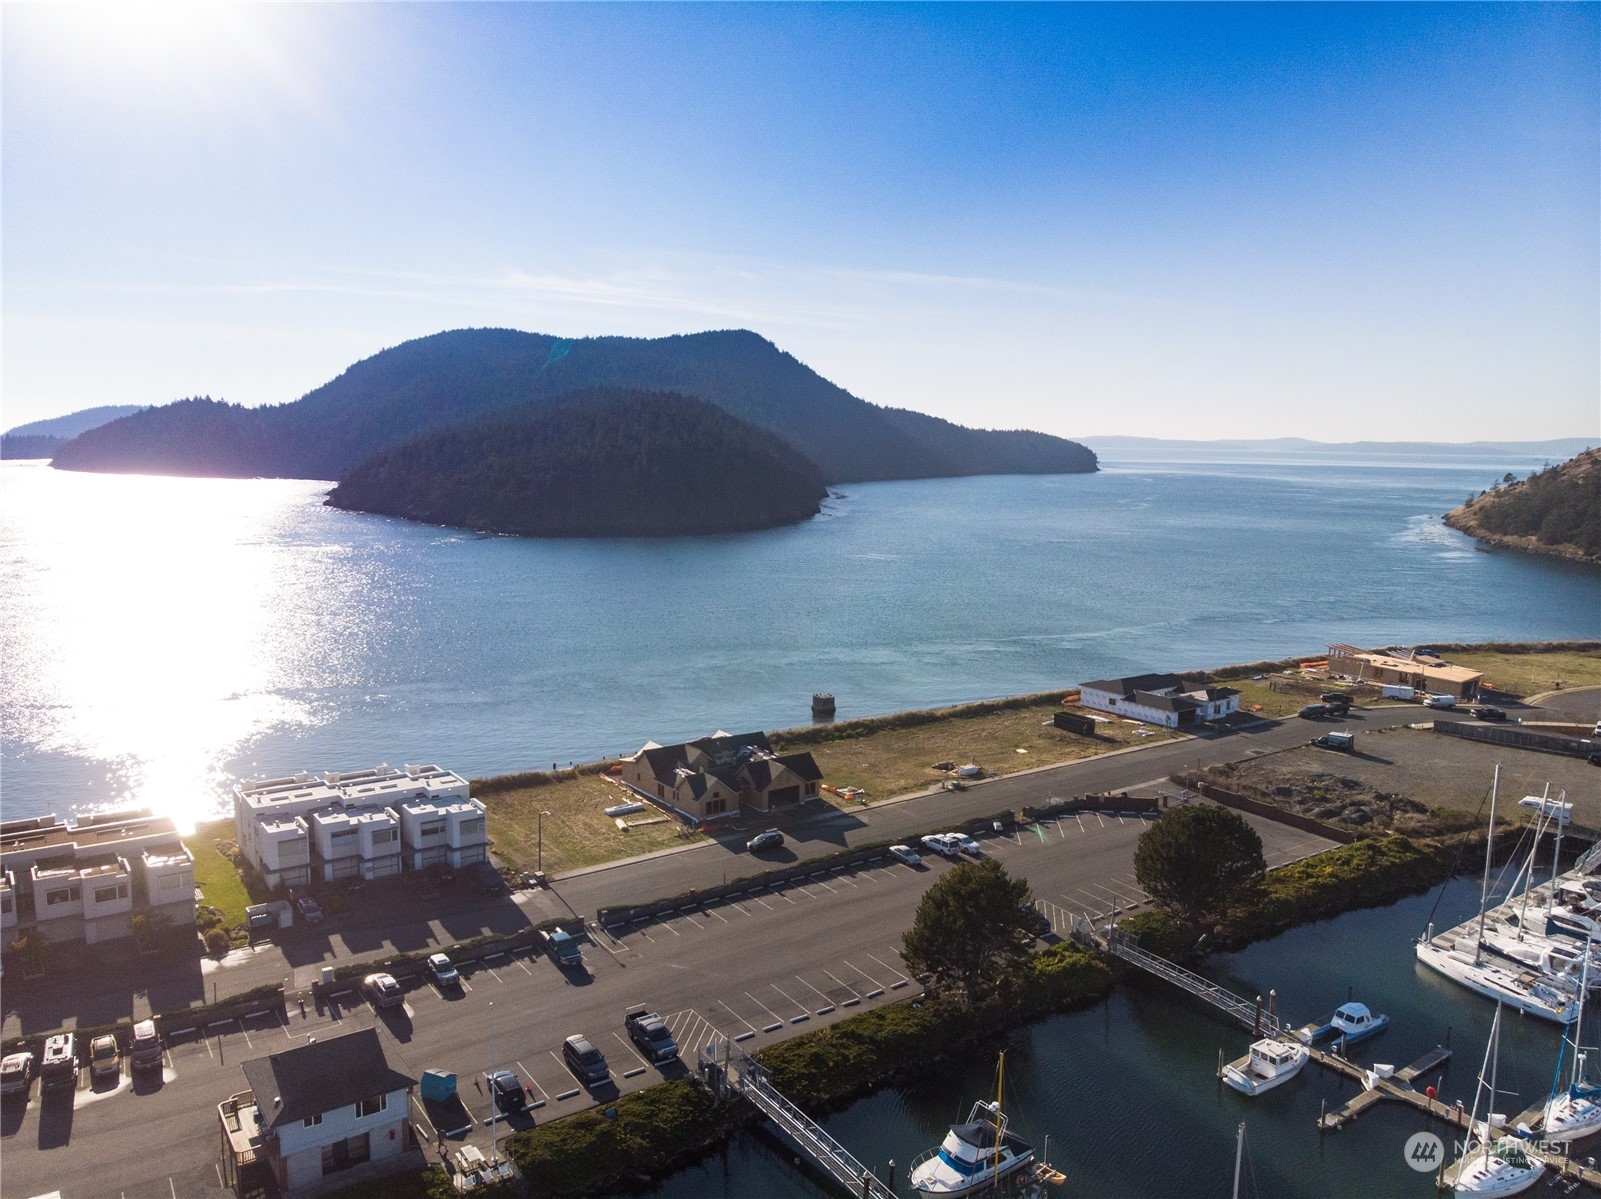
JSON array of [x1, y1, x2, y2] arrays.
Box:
[[1, 451, 1596, 828]]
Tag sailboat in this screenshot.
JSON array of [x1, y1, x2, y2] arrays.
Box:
[[1536, 939, 1601, 1144], [1445, 1003, 1546, 1195], [909, 1053, 1037, 1195], [1416, 767, 1580, 1025]]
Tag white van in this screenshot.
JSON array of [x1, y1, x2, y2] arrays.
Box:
[[1424, 694, 1457, 709]]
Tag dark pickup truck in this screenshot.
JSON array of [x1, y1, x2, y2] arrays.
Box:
[[624, 1006, 679, 1063], [541, 927, 585, 968]]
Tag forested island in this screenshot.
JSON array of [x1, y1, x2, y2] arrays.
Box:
[[1444, 448, 1601, 565], [49, 327, 1098, 485], [325, 388, 830, 537], [0, 404, 144, 460]]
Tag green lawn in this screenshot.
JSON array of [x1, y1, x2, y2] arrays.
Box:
[[185, 819, 253, 930]]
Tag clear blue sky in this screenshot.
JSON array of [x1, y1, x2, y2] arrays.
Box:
[[3, 2, 1596, 441]]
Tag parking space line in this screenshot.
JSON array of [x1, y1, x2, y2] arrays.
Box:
[[745, 892, 776, 910], [515, 1060, 550, 1106], [866, 952, 911, 989], [744, 990, 786, 1032], [769, 982, 811, 1023], [807, 874, 838, 894], [514, 957, 535, 975], [631, 919, 656, 942], [610, 1031, 650, 1077], [831, 871, 860, 888], [651, 915, 681, 936], [768, 884, 799, 905], [700, 904, 730, 924], [822, 969, 863, 1006], [841, 958, 884, 996], [794, 975, 837, 1014]]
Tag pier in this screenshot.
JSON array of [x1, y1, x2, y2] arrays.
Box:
[[1075, 919, 1283, 1037], [702, 1042, 896, 1199]]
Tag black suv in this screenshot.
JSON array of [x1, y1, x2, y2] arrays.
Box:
[[1470, 706, 1507, 722], [562, 1035, 609, 1085]]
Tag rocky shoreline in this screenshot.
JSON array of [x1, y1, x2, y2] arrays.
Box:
[[1443, 508, 1601, 567]]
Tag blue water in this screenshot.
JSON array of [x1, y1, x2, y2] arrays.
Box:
[[0, 451, 1595, 824]]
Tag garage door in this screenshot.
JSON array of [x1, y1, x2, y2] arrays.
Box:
[[769, 785, 801, 804]]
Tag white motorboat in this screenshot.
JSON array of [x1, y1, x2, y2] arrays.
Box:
[[909, 1055, 1035, 1196], [1445, 1003, 1546, 1195], [1296, 1000, 1389, 1046], [1222, 1038, 1309, 1097]]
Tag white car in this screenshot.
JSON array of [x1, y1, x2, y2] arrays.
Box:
[[920, 833, 962, 857], [888, 844, 921, 866], [426, 953, 460, 988], [956, 834, 982, 854]]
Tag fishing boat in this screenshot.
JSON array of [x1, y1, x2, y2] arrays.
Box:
[[1444, 1003, 1546, 1195], [1221, 1037, 1309, 1097], [1295, 1000, 1389, 1047], [909, 1054, 1036, 1195]]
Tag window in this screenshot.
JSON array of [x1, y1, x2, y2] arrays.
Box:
[[419, 820, 445, 838], [94, 884, 124, 904], [303, 1113, 323, 1128], [46, 887, 74, 906], [356, 1093, 387, 1118], [158, 873, 186, 895], [459, 817, 485, 839], [0, 894, 10, 914], [371, 828, 398, 845], [704, 798, 726, 815], [330, 829, 358, 843]]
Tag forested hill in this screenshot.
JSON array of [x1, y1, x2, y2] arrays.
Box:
[[1, 404, 145, 460], [325, 388, 829, 538], [1444, 448, 1601, 565], [49, 328, 1098, 484]]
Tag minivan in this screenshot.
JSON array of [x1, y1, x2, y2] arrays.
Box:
[[130, 1019, 163, 1071], [562, 1034, 609, 1085]]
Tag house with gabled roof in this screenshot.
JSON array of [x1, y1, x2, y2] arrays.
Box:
[[1078, 673, 1239, 728], [219, 1028, 419, 1196], [623, 731, 824, 826]]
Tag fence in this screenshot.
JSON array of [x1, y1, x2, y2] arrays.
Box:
[[1176, 779, 1358, 845], [1433, 720, 1594, 758]]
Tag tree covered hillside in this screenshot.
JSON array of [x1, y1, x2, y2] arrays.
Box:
[[325, 388, 830, 538], [1444, 448, 1601, 564], [51, 327, 1097, 484]]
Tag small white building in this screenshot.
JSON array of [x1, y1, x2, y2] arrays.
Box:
[[223, 1028, 419, 1196], [309, 807, 403, 882], [396, 796, 489, 871], [1079, 673, 1240, 729]]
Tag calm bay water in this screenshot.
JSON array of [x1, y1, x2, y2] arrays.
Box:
[[1, 451, 1596, 827], [652, 881, 1579, 1199]]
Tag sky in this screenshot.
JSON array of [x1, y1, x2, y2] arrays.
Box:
[[3, 2, 1597, 442]]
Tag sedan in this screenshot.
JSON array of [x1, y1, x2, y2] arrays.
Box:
[[955, 834, 982, 854], [1471, 706, 1507, 722], [294, 894, 324, 925], [362, 972, 404, 1010], [888, 844, 921, 866], [746, 829, 784, 853], [425, 953, 460, 988], [486, 1069, 526, 1114]]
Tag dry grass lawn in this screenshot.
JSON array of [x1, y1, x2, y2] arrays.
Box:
[[480, 772, 707, 876], [1442, 648, 1601, 698]]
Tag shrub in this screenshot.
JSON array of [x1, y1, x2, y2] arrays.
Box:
[[204, 927, 231, 956]]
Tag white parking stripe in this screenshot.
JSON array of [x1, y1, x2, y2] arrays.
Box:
[[768, 982, 811, 1023], [866, 951, 911, 987], [744, 991, 786, 1032], [515, 1060, 550, 1103]]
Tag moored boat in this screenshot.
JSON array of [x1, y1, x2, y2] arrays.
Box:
[[1444, 1003, 1546, 1195], [1295, 1000, 1389, 1046], [909, 1054, 1035, 1195], [1221, 1038, 1309, 1097]]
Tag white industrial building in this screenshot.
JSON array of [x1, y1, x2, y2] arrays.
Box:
[[234, 764, 488, 889]]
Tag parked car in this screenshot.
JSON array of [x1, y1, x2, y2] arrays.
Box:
[[1319, 692, 1355, 705], [746, 829, 784, 853], [290, 889, 324, 925], [362, 972, 404, 1010], [624, 1006, 680, 1063], [40, 1033, 76, 1092], [129, 1019, 163, 1072], [89, 1034, 120, 1081], [1298, 703, 1330, 719], [1311, 732, 1356, 752], [955, 833, 982, 854], [1423, 694, 1457, 709], [0, 1051, 34, 1098], [888, 844, 921, 866], [562, 1034, 609, 1084], [1588, 751, 1601, 767], [425, 953, 460, 988], [540, 927, 586, 968], [1471, 706, 1507, 721], [486, 1069, 526, 1114], [920, 833, 962, 857]]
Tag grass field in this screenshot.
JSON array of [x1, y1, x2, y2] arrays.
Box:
[[1441, 647, 1601, 698], [184, 819, 252, 930]]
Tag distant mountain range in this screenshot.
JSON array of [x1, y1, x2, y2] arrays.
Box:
[[0, 404, 145, 460], [47, 328, 1098, 485], [1082, 435, 1597, 460], [327, 388, 829, 537]]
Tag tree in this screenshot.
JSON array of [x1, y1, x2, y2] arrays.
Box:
[[1133, 804, 1265, 933], [901, 858, 1038, 997]]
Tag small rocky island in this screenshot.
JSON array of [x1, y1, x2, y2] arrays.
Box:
[[1444, 447, 1600, 566], [325, 387, 830, 537]]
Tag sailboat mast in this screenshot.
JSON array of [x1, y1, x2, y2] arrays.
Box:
[[992, 1053, 1005, 1192], [1232, 1122, 1245, 1199], [1477, 765, 1501, 965], [1573, 940, 1591, 1092], [1485, 1003, 1502, 1170]]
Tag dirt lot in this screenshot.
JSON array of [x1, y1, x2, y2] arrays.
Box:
[[1206, 725, 1601, 835]]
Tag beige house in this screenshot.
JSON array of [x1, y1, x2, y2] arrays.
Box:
[[624, 732, 823, 826], [1326, 645, 1484, 699]]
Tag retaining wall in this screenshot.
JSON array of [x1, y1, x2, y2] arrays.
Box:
[[1433, 720, 1594, 758]]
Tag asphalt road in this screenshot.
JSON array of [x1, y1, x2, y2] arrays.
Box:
[[0, 703, 1459, 1199]]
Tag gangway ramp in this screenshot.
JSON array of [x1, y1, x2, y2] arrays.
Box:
[[1074, 918, 1282, 1038], [703, 1043, 895, 1199]]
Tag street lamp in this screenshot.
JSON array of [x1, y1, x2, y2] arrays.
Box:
[[538, 810, 551, 875], [488, 1000, 497, 1163]]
